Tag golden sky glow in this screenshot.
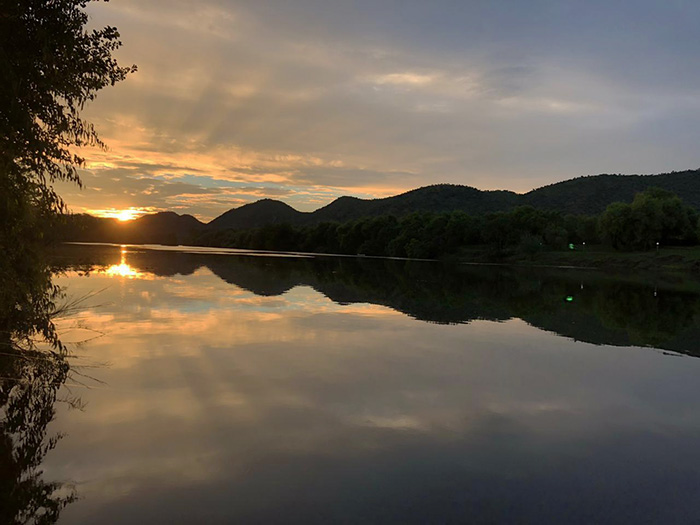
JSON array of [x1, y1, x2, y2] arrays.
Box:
[[117, 209, 140, 221], [51, 0, 700, 222], [92, 208, 151, 221]]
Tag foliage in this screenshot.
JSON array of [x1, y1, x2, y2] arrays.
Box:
[[599, 188, 698, 250], [193, 206, 591, 259], [2, 0, 134, 336], [0, 3, 132, 520], [0, 0, 136, 212], [0, 175, 61, 345], [522, 170, 700, 215]]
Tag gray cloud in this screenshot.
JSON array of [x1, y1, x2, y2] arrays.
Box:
[[66, 0, 700, 217], [56, 167, 349, 220]]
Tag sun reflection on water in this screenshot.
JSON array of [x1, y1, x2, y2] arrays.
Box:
[[103, 246, 143, 278]]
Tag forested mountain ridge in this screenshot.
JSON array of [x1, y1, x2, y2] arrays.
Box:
[[60, 169, 700, 243], [308, 185, 520, 224], [61, 211, 206, 244], [522, 171, 700, 214], [207, 199, 304, 230], [207, 169, 700, 229], [204, 186, 521, 231]]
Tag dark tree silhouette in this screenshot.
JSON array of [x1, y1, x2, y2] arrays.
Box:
[[0, 0, 136, 209], [1, 0, 136, 325], [0, 1, 133, 521], [0, 344, 76, 525]]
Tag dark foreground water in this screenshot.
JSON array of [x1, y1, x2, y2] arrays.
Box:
[[29, 244, 700, 522]]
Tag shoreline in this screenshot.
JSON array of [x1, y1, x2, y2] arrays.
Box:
[[58, 241, 700, 273], [454, 245, 700, 272]]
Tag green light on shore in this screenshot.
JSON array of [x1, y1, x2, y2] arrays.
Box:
[[566, 296, 574, 302]]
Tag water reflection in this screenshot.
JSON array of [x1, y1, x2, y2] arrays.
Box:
[[1, 253, 78, 523], [0, 345, 76, 524], [103, 246, 142, 278], [45, 243, 700, 523], [57, 243, 700, 356]]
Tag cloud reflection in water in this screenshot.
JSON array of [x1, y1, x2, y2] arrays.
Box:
[[43, 245, 700, 524]]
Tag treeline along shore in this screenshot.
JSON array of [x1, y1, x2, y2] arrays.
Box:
[[59, 171, 700, 270]]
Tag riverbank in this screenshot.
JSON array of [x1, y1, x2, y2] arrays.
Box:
[[455, 245, 700, 272]]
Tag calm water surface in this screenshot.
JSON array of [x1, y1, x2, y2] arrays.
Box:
[[36, 244, 700, 522]]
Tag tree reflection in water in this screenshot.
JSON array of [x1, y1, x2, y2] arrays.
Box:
[[57, 242, 700, 357], [0, 269, 77, 524]]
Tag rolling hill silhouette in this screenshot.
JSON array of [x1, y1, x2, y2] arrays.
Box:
[[207, 169, 700, 229], [61, 169, 700, 242], [207, 199, 304, 230]]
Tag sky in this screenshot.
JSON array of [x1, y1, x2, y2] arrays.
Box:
[[57, 0, 700, 221]]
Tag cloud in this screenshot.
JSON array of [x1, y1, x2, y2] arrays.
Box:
[[62, 0, 700, 217], [56, 168, 362, 220], [371, 72, 437, 87]]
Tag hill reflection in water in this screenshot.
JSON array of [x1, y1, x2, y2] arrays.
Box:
[[43, 242, 700, 524], [57, 243, 700, 356]]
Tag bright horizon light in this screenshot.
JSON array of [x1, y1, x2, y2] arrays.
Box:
[[117, 209, 138, 221], [90, 208, 149, 221]]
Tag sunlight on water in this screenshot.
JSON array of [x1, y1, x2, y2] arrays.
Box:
[[103, 246, 143, 278], [104, 263, 141, 277]]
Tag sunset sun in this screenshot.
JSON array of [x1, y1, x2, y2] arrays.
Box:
[[91, 208, 147, 221], [116, 209, 138, 222]]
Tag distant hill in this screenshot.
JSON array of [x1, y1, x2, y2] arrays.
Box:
[[60, 211, 205, 245], [207, 199, 304, 230], [204, 169, 700, 230], [202, 184, 522, 230], [522, 171, 700, 214], [309, 185, 520, 224], [60, 169, 700, 242], [131, 212, 205, 243]]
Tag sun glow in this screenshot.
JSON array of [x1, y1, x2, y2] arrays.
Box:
[[91, 208, 149, 221], [117, 209, 139, 221]]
